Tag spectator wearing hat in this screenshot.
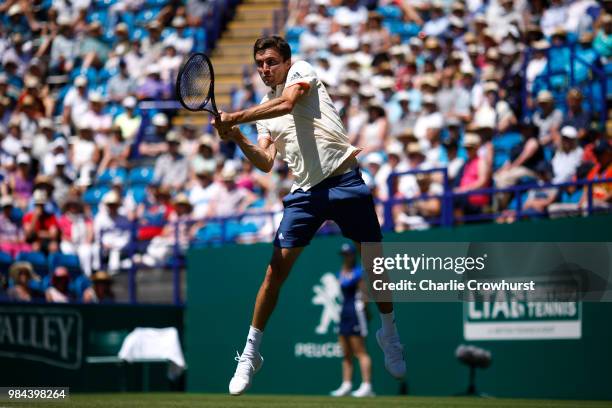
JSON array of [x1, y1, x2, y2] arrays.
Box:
[[390, 92, 418, 136], [70, 124, 100, 177], [7, 262, 41, 302], [208, 164, 258, 218], [532, 90, 563, 146], [97, 127, 131, 176], [395, 142, 429, 199], [414, 93, 444, 142], [300, 14, 327, 60], [31, 118, 55, 162], [113, 96, 141, 141], [437, 67, 471, 124], [355, 101, 388, 156], [487, 0, 524, 41], [557, 89, 591, 142], [394, 172, 443, 232], [360, 152, 384, 195], [137, 193, 200, 268], [0, 195, 30, 257], [360, 12, 391, 55], [423, 2, 450, 37], [58, 196, 94, 276], [152, 131, 189, 191], [189, 166, 222, 219], [62, 76, 89, 127], [139, 112, 169, 158], [552, 126, 584, 184], [329, 19, 360, 53], [51, 153, 75, 208], [142, 21, 165, 63], [162, 16, 193, 56], [16, 76, 45, 118], [93, 191, 131, 273], [541, 0, 569, 37], [332, 0, 367, 32], [23, 189, 59, 254], [158, 44, 183, 84], [7, 153, 34, 209], [526, 41, 549, 92], [137, 64, 171, 101], [375, 144, 408, 202], [3, 119, 23, 157], [79, 21, 111, 69], [80, 92, 112, 143], [41, 137, 68, 175], [82, 271, 115, 303], [477, 81, 517, 134], [45, 266, 74, 303], [107, 60, 138, 103], [191, 134, 218, 176], [454, 133, 491, 218]]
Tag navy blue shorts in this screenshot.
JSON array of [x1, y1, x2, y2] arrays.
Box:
[[274, 168, 382, 248], [339, 303, 368, 337]]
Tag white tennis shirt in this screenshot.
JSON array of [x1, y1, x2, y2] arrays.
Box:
[[256, 60, 360, 191]]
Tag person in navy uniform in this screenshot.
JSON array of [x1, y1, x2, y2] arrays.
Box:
[[331, 243, 375, 397]]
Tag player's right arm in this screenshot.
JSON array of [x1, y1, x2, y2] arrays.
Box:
[[220, 126, 277, 173]]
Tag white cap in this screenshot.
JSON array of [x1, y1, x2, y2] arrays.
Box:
[[304, 14, 321, 25], [103, 191, 121, 205], [75, 76, 88, 87], [88, 92, 104, 103], [54, 154, 68, 166], [57, 14, 72, 26], [39, 118, 53, 129], [560, 126, 578, 139], [0, 195, 12, 207], [396, 91, 410, 102], [122, 96, 137, 108], [17, 152, 30, 165], [365, 152, 384, 166], [422, 93, 437, 105], [152, 113, 168, 127], [172, 16, 187, 27], [8, 4, 21, 16], [50, 138, 68, 150], [386, 142, 404, 157]]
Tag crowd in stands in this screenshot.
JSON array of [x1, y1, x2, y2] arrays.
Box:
[[0, 0, 611, 303]]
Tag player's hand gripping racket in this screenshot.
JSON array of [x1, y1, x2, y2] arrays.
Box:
[[176, 53, 220, 121]]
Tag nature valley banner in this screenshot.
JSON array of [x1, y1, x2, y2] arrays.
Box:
[[0, 306, 83, 369]]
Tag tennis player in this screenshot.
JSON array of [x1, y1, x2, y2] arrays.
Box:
[[213, 35, 405, 396]]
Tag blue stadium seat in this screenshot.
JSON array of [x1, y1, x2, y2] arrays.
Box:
[[48, 252, 82, 278], [377, 5, 402, 21], [285, 26, 305, 43], [97, 168, 128, 185], [127, 185, 147, 204], [0, 251, 13, 278], [16, 251, 49, 277], [84, 185, 111, 207], [128, 166, 155, 185]]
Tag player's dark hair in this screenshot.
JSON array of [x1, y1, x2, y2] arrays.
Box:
[[253, 36, 291, 61]]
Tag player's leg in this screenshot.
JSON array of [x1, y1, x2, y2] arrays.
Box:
[[229, 246, 303, 396], [331, 335, 354, 396], [230, 189, 323, 395], [327, 169, 406, 380], [348, 335, 374, 397], [251, 246, 304, 329]]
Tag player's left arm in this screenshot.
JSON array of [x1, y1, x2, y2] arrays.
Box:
[[221, 83, 309, 126]]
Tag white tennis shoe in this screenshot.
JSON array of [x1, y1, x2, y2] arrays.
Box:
[[229, 351, 264, 396], [351, 382, 375, 397], [376, 328, 406, 380], [330, 381, 352, 397]]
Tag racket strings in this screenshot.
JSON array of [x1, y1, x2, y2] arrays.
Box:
[[179, 55, 212, 110]]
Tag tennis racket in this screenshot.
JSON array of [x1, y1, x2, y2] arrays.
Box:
[[176, 53, 220, 120]]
